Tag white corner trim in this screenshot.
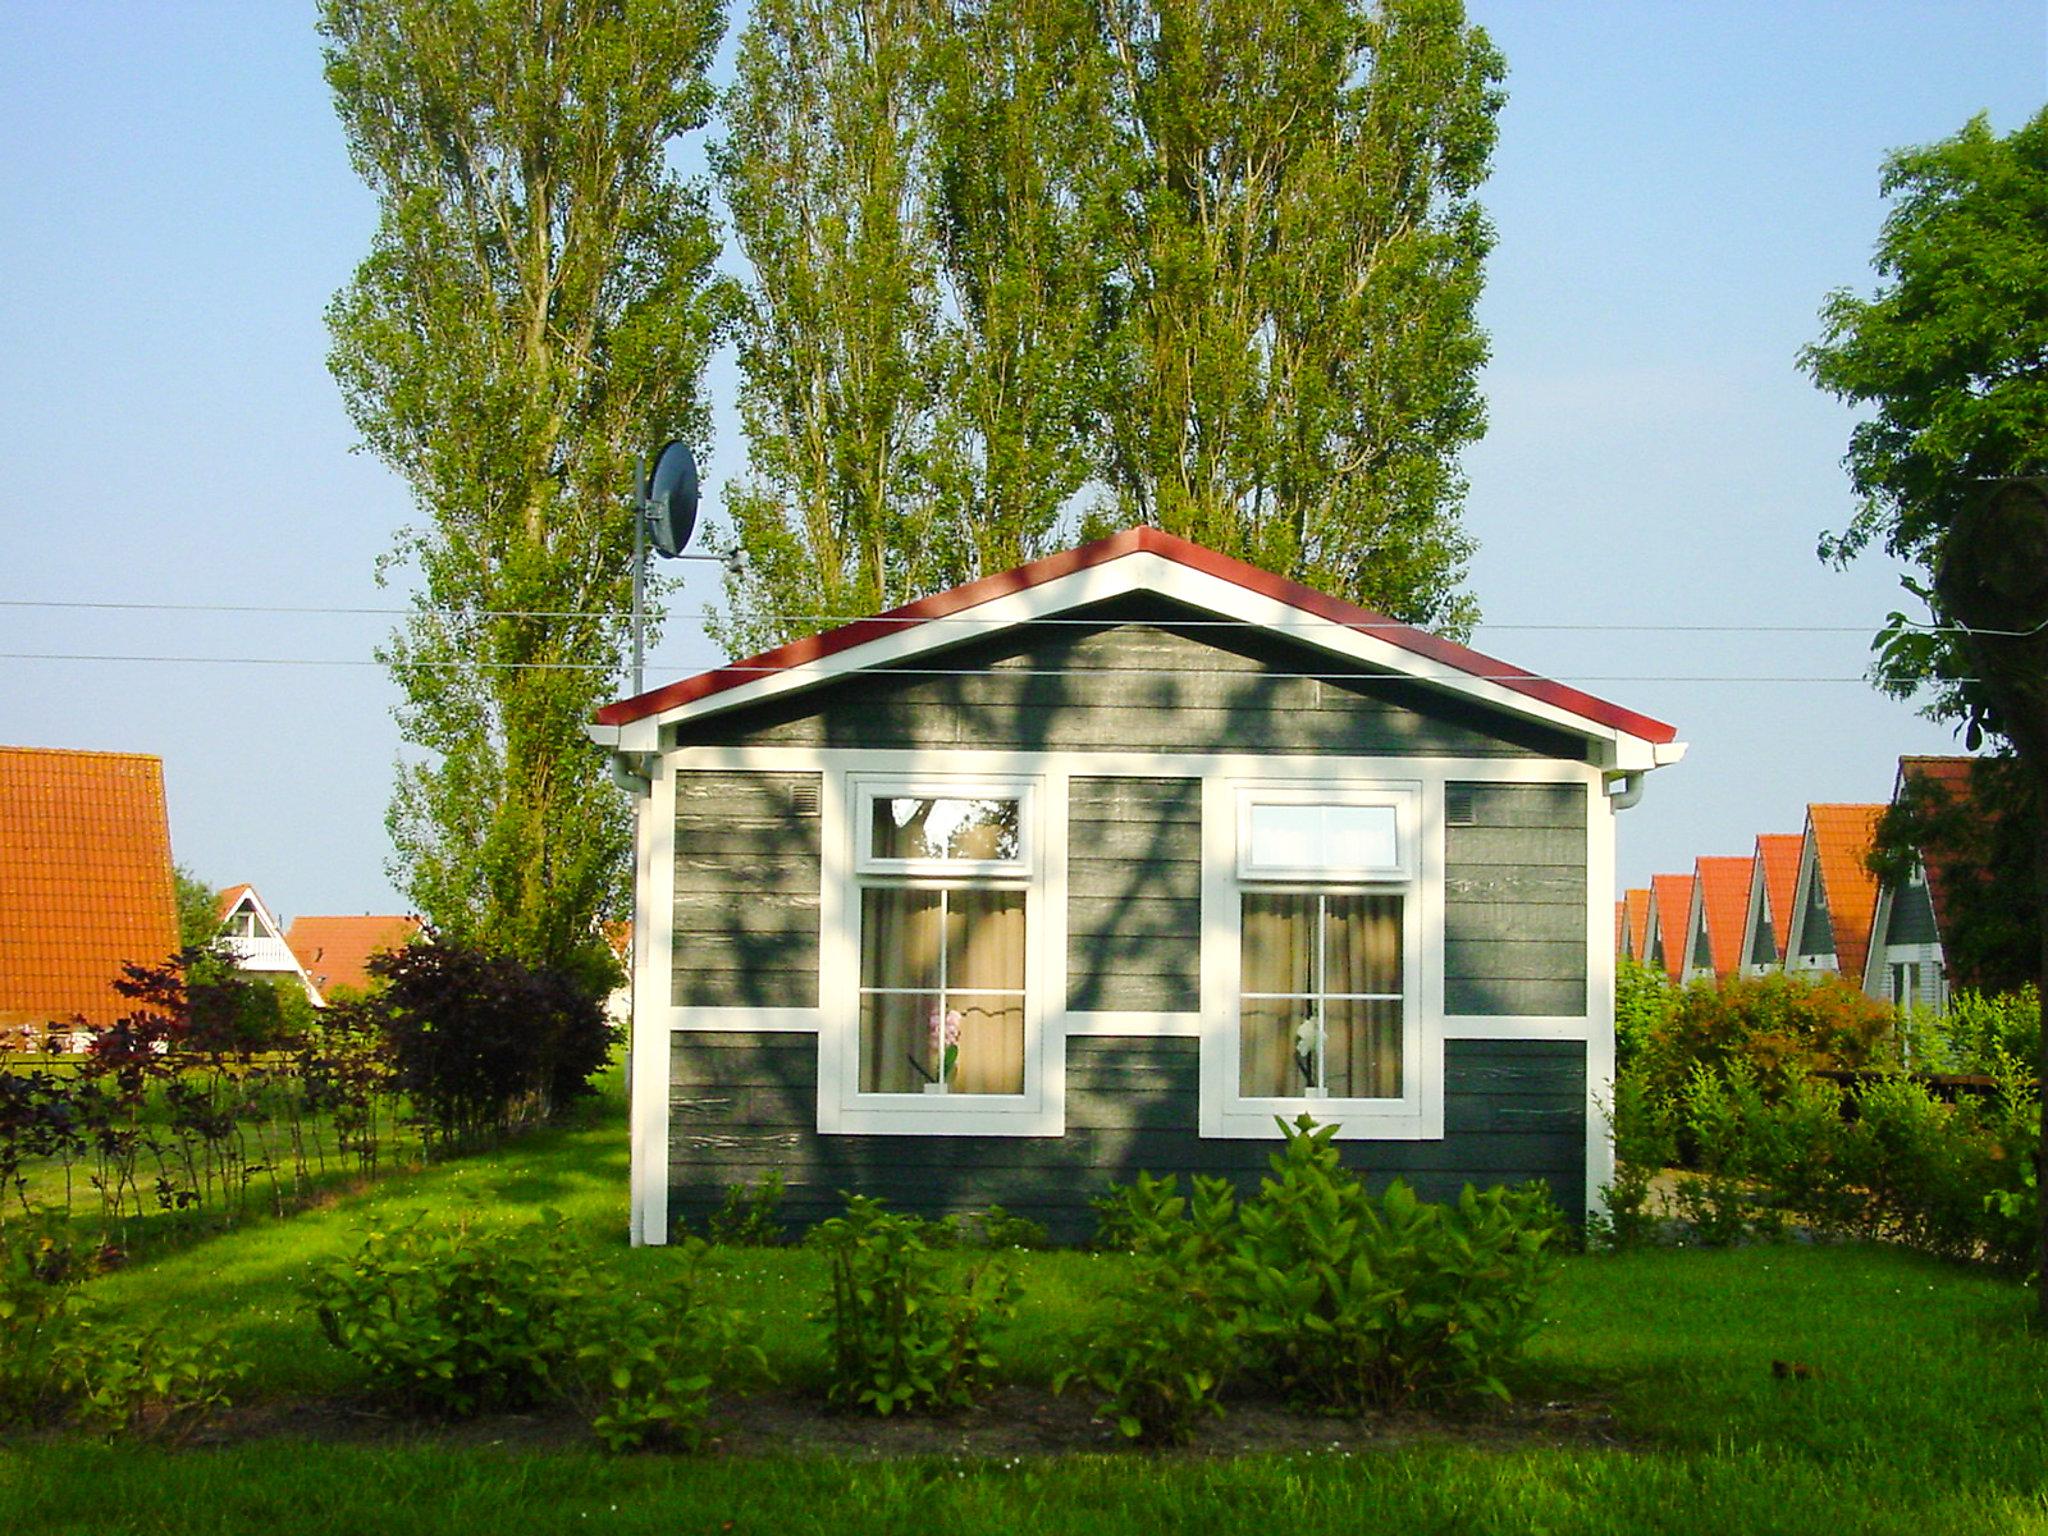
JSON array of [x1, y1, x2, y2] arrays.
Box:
[[629, 754, 678, 1246], [1585, 777, 1617, 1224]]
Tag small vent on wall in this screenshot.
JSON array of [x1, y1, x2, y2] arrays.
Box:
[[788, 778, 822, 818], [1445, 784, 1477, 827]]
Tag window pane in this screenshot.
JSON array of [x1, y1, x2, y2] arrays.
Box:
[[1248, 803, 1397, 872], [859, 991, 940, 1093], [952, 995, 1025, 1095], [872, 796, 1021, 862], [1241, 892, 1314, 995], [944, 888, 1025, 991], [1324, 894, 1402, 995], [1324, 997, 1402, 1098], [1238, 995, 1309, 1097], [861, 887, 941, 992]]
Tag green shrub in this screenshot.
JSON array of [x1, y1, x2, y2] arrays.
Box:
[[565, 1242, 766, 1453], [1615, 958, 1676, 1072], [1643, 973, 1894, 1107], [1055, 1232, 1244, 1444], [958, 1205, 1051, 1251], [1230, 1118, 1564, 1410], [1592, 1064, 1677, 1247], [704, 1170, 786, 1246], [0, 1216, 90, 1426], [64, 1325, 246, 1445], [811, 1195, 1016, 1414], [1091, 1169, 1239, 1260], [305, 1213, 594, 1417]]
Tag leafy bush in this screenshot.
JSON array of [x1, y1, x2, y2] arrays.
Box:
[[354, 939, 613, 1146], [1614, 958, 1675, 1072], [954, 1205, 1051, 1251], [564, 1242, 766, 1453], [704, 1170, 786, 1246], [1230, 1119, 1564, 1410], [0, 1215, 91, 1426], [1899, 986, 2041, 1075], [1591, 1064, 1677, 1247], [1641, 972, 1895, 1107], [1080, 1121, 1565, 1424], [810, 1195, 1016, 1414], [64, 1325, 246, 1444], [305, 1214, 594, 1416], [1055, 1230, 1244, 1444]]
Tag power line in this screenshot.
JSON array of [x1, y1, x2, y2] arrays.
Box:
[[0, 595, 1977, 635], [0, 651, 1948, 685]]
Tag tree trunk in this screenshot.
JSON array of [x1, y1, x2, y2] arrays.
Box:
[[1934, 477, 2048, 1319]]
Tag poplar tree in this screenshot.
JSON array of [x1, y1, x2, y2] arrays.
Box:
[[1089, 0, 1503, 635], [321, 0, 732, 988], [712, 0, 949, 653]]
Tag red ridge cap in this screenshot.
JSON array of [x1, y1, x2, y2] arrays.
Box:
[[596, 526, 1679, 744]]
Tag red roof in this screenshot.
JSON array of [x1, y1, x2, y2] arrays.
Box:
[[1753, 834, 1803, 963], [1895, 756, 1980, 949], [1694, 856, 1752, 980], [285, 914, 422, 1001], [1807, 805, 1885, 985], [1621, 887, 1651, 961], [1649, 873, 1694, 984], [214, 882, 253, 923], [0, 746, 179, 1031], [598, 527, 1679, 744]]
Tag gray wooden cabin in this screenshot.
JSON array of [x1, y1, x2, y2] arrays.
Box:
[[591, 529, 1684, 1245]]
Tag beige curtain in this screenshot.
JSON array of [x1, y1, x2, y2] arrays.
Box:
[[1323, 895, 1402, 1098], [1240, 893, 1313, 1096], [859, 886, 1024, 1095]]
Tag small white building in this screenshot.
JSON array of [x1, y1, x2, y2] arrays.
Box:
[[213, 884, 321, 1005]]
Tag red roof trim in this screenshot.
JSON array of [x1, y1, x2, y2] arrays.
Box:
[[596, 526, 1679, 744]]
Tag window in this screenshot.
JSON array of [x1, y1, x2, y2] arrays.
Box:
[[1209, 783, 1423, 1137], [844, 779, 1036, 1113]]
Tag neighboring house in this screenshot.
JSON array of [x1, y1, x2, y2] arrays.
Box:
[[1680, 856, 1753, 983], [213, 884, 321, 1004], [285, 914, 422, 1003], [0, 745, 178, 1049], [1618, 887, 1651, 965], [1862, 756, 1978, 1013], [589, 528, 1686, 1244], [1644, 873, 1694, 985], [1783, 804, 1884, 983], [1737, 832, 1803, 976]]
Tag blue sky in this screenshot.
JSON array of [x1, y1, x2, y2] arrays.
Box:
[[0, 2, 2042, 926]]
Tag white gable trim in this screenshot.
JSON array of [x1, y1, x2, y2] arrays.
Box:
[[610, 554, 1684, 771]]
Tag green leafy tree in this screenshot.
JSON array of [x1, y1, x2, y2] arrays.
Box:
[[1085, 0, 1503, 634], [320, 0, 734, 989], [1801, 106, 2048, 1303], [172, 866, 219, 952], [712, 0, 950, 653]]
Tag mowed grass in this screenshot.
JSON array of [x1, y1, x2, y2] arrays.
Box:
[[6, 1069, 2048, 1534]]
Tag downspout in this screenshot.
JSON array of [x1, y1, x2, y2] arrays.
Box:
[[609, 752, 654, 798], [1606, 770, 1645, 811]]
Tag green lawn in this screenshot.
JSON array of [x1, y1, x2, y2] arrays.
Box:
[[5, 1073, 2048, 1534]]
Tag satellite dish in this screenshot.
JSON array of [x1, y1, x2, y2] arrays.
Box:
[[643, 439, 700, 558]]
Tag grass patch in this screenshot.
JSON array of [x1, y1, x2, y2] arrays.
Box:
[[7, 1067, 2048, 1532]]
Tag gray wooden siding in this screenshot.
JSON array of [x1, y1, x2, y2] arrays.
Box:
[[1749, 903, 1776, 968], [672, 772, 821, 1008], [667, 1033, 1585, 1243], [1796, 869, 1835, 959], [674, 596, 1588, 761], [1443, 783, 1588, 1015], [1066, 777, 1202, 1012]]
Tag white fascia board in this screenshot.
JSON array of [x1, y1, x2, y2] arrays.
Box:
[[629, 553, 1673, 760]]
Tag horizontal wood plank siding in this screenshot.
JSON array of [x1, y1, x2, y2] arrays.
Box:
[[672, 772, 821, 1008], [1444, 783, 1588, 1016], [667, 1034, 1584, 1242], [1066, 776, 1202, 1012], [675, 598, 1587, 761]]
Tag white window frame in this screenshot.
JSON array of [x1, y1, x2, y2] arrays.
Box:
[[1202, 778, 1436, 1140], [822, 772, 1056, 1135]]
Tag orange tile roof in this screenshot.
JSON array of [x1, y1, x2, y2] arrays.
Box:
[[0, 746, 178, 1030], [214, 882, 252, 923], [285, 914, 422, 1001], [1896, 756, 1981, 948], [1808, 804, 1885, 985], [1649, 873, 1694, 984], [1622, 887, 1651, 961], [1694, 856, 1752, 980], [1753, 834, 1803, 962]]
